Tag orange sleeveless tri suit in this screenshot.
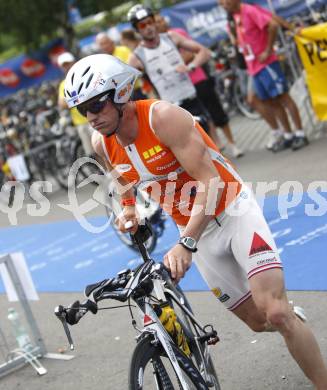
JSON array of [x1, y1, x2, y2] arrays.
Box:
[[101, 99, 242, 226], [102, 99, 284, 312]]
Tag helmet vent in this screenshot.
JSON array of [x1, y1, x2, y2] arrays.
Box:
[[78, 82, 84, 94], [85, 73, 94, 89], [66, 90, 72, 98], [71, 72, 75, 85], [82, 66, 91, 77]]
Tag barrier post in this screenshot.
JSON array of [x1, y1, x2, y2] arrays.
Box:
[[0, 253, 74, 378]]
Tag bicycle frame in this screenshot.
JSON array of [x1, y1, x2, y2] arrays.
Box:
[[55, 223, 219, 389], [131, 274, 217, 389]]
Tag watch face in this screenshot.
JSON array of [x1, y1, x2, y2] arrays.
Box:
[[184, 237, 196, 249]]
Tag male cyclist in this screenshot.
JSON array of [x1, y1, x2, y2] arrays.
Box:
[[64, 54, 327, 389], [127, 4, 223, 149]]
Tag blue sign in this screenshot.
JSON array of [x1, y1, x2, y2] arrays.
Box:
[[0, 39, 65, 98]]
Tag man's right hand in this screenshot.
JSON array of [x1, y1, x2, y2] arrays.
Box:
[[115, 206, 139, 234]]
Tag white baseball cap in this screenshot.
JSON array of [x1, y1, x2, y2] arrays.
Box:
[[57, 52, 75, 67]]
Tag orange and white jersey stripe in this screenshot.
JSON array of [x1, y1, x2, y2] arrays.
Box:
[[101, 99, 242, 226]]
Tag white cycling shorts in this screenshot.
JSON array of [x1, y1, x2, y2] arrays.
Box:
[[179, 186, 282, 311]]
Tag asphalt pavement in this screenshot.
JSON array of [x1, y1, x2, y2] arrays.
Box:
[[0, 128, 327, 390]]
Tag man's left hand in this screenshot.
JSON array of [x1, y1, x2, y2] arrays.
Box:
[[163, 244, 192, 283], [175, 64, 189, 73], [258, 49, 271, 63]]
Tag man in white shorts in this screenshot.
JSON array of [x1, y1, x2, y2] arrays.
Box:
[[63, 53, 327, 389]]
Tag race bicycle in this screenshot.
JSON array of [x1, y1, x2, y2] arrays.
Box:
[[55, 221, 221, 389]]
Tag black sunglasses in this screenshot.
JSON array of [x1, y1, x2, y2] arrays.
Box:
[[77, 94, 110, 117]]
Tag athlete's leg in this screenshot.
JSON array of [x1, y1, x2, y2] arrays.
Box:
[[277, 92, 303, 130], [247, 78, 286, 151], [247, 92, 279, 129], [243, 269, 327, 389], [268, 97, 293, 133]]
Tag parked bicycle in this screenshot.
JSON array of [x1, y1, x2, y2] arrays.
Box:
[[55, 221, 221, 389], [212, 42, 260, 120]]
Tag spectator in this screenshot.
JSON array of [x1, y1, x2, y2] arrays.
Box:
[[219, 0, 309, 152], [96, 32, 146, 100], [154, 13, 243, 158], [128, 4, 229, 152], [95, 32, 131, 63], [57, 52, 93, 156], [120, 29, 140, 51]]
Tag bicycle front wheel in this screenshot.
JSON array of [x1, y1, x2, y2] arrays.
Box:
[[129, 336, 209, 390]]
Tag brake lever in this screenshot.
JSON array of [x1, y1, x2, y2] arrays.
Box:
[[54, 305, 75, 350]]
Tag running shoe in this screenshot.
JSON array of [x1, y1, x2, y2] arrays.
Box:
[[292, 135, 309, 151]]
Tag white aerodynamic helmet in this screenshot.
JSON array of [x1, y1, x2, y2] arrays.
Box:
[[64, 54, 141, 108]]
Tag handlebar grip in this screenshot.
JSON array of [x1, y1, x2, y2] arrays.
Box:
[[124, 221, 134, 229]]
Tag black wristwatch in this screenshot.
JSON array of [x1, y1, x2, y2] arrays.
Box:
[[179, 236, 198, 253]]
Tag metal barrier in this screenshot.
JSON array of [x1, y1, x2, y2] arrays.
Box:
[[0, 253, 74, 378]]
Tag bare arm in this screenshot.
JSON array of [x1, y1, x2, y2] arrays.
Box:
[[265, 18, 279, 55], [272, 13, 302, 36], [152, 102, 223, 241], [168, 30, 211, 69], [128, 52, 145, 72], [258, 18, 279, 63]]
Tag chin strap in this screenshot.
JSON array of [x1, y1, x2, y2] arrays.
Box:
[[106, 103, 124, 138]]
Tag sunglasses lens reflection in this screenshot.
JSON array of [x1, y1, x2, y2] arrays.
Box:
[[77, 95, 108, 117]]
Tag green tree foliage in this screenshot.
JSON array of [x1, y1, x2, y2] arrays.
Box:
[[0, 0, 67, 53], [0, 0, 183, 58]]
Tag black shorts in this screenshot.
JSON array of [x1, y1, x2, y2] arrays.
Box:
[[179, 96, 209, 118], [179, 96, 211, 133], [195, 78, 229, 127]]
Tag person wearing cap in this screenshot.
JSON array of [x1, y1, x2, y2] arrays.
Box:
[[57, 52, 94, 156]]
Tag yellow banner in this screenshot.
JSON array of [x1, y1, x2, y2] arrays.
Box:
[[294, 23, 327, 121]]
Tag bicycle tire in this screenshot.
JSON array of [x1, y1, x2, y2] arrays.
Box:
[[129, 336, 209, 390], [233, 78, 260, 120], [53, 139, 74, 190]]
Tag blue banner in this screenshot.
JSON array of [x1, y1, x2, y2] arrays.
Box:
[[0, 39, 66, 98]]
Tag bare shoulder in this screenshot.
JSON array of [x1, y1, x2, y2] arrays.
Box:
[[167, 30, 181, 44], [151, 101, 195, 147]]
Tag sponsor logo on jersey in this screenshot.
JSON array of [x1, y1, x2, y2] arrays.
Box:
[[142, 145, 163, 160], [115, 164, 132, 173], [212, 287, 222, 298], [219, 294, 230, 303], [249, 232, 273, 256]]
